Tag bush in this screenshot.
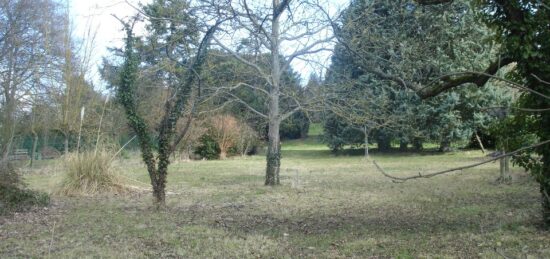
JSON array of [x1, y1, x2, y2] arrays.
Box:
[[0, 162, 49, 214], [234, 122, 259, 156], [57, 150, 128, 196], [195, 115, 260, 159], [194, 134, 220, 160]]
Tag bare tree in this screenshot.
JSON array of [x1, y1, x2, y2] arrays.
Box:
[[55, 1, 98, 154], [0, 0, 64, 161], [206, 0, 336, 185]]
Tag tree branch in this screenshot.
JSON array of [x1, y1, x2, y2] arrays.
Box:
[[212, 37, 272, 84], [224, 92, 268, 118], [273, 0, 291, 21], [373, 139, 550, 183], [417, 57, 515, 98]]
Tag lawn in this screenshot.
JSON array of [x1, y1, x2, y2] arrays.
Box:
[[1, 136, 549, 258]]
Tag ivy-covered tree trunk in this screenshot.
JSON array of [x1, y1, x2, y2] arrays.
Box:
[[155, 114, 173, 206], [115, 12, 219, 207]]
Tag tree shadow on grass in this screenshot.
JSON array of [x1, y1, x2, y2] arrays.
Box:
[[164, 189, 541, 240]]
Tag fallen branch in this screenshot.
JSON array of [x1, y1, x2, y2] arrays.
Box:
[[373, 140, 550, 183]]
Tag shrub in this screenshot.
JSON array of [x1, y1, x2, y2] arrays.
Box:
[[0, 162, 49, 214], [194, 134, 220, 160], [57, 150, 128, 196], [234, 122, 259, 156], [208, 115, 240, 159], [195, 115, 260, 159]]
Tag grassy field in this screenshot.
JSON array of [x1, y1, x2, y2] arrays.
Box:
[[1, 134, 549, 258]]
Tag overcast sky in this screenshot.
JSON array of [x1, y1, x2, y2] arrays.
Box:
[[70, 0, 350, 87]]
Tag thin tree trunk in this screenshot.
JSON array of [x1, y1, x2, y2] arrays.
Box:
[[1, 99, 16, 161], [1, 126, 15, 161], [541, 153, 550, 226], [499, 156, 505, 179], [63, 135, 69, 154], [363, 125, 369, 159], [242, 142, 249, 157], [181, 145, 191, 161], [498, 149, 511, 184], [475, 131, 486, 154], [30, 130, 38, 168], [505, 156, 510, 174]]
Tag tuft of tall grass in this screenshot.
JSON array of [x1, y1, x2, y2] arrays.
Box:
[[57, 149, 129, 196]]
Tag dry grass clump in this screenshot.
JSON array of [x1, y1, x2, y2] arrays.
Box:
[[57, 150, 130, 196]]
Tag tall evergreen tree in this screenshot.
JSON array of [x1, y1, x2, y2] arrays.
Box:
[[324, 0, 508, 151]]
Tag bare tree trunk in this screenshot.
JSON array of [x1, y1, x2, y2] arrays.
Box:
[[1, 129, 14, 162], [1, 98, 16, 161], [541, 153, 550, 226], [475, 131, 486, 154], [505, 156, 510, 174], [181, 145, 191, 161], [30, 130, 38, 168], [363, 125, 369, 159], [497, 149, 511, 184], [63, 135, 69, 154], [265, 0, 282, 186], [242, 141, 250, 157], [499, 155, 505, 178]]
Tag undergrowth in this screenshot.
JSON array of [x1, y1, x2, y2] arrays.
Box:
[[0, 162, 49, 215]]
